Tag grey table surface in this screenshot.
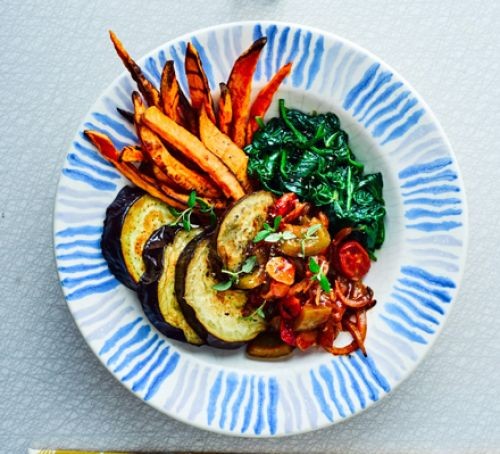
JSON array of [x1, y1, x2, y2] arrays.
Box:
[[1, 0, 499, 452]]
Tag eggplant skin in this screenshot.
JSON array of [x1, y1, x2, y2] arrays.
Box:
[[139, 226, 204, 345], [101, 186, 175, 291], [176, 233, 266, 349], [101, 186, 145, 290]]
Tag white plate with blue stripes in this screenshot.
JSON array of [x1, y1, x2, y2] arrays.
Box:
[[54, 21, 467, 437]]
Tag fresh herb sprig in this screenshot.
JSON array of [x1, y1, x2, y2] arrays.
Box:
[[253, 215, 297, 243], [168, 191, 216, 231], [212, 256, 257, 291], [300, 223, 322, 257], [240, 300, 267, 321], [308, 257, 331, 292]]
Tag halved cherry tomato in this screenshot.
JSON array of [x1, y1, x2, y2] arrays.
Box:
[[337, 241, 371, 280], [265, 256, 296, 285]]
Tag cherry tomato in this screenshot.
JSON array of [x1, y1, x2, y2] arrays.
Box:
[[337, 241, 371, 280], [271, 193, 298, 218]]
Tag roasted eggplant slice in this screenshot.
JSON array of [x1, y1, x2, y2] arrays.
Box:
[[216, 190, 274, 272], [101, 186, 175, 289], [175, 233, 266, 348], [139, 226, 204, 345]]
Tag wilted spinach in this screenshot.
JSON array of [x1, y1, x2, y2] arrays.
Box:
[[245, 100, 386, 253]]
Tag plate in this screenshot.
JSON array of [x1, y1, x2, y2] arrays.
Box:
[[54, 21, 467, 437]]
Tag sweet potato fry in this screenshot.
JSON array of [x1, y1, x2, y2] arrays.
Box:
[[142, 106, 245, 200], [84, 130, 185, 209], [217, 82, 232, 135], [184, 42, 216, 123], [133, 91, 221, 198], [138, 125, 221, 198], [246, 62, 292, 143], [120, 146, 144, 163], [160, 60, 196, 132], [109, 31, 160, 108], [199, 105, 251, 192], [227, 37, 267, 147]]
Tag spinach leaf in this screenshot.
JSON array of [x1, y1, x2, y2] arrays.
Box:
[[245, 100, 386, 253]]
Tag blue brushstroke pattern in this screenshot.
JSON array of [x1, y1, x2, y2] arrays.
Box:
[[113, 333, 159, 374], [253, 377, 265, 435], [73, 142, 113, 168], [399, 157, 453, 179], [276, 26, 290, 69], [107, 325, 151, 366], [207, 371, 223, 425], [285, 29, 302, 78], [66, 277, 118, 302], [92, 112, 137, 142], [402, 169, 457, 189], [252, 24, 264, 80], [319, 365, 345, 417], [354, 351, 391, 393], [56, 225, 102, 238], [404, 197, 461, 207], [264, 24, 278, 80], [391, 292, 439, 325], [145, 57, 161, 83], [131, 346, 170, 392], [292, 31, 312, 87], [386, 303, 435, 334], [61, 269, 111, 289], [347, 356, 379, 401], [241, 376, 255, 433], [394, 286, 445, 314], [306, 36, 324, 89], [319, 42, 342, 93], [67, 153, 120, 180], [403, 184, 461, 197], [365, 90, 409, 127], [58, 262, 106, 274], [191, 37, 216, 90], [405, 207, 462, 220], [310, 370, 333, 421], [401, 266, 456, 288], [144, 352, 180, 401], [267, 378, 278, 435], [407, 221, 462, 232], [343, 63, 379, 110], [82, 122, 129, 150], [62, 169, 116, 192], [230, 376, 248, 431], [373, 98, 417, 137], [121, 339, 164, 382], [219, 373, 238, 429], [56, 250, 102, 261], [170, 45, 189, 95], [99, 317, 142, 355], [56, 238, 100, 251], [339, 358, 366, 409], [353, 70, 392, 116], [381, 315, 427, 344], [399, 277, 452, 303], [332, 361, 354, 414], [382, 109, 425, 144], [359, 81, 403, 122]]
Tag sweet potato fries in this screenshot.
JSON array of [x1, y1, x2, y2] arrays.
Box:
[[85, 32, 292, 212]]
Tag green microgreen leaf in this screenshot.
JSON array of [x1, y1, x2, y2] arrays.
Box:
[[187, 190, 197, 208], [273, 215, 282, 231], [253, 230, 271, 243], [319, 274, 332, 292], [309, 257, 321, 274], [282, 230, 297, 240], [306, 224, 322, 237], [241, 255, 257, 274], [264, 232, 282, 243], [212, 280, 233, 291], [240, 300, 267, 321]]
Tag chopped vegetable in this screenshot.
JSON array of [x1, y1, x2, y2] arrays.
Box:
[[245, 99, 386, 253]]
